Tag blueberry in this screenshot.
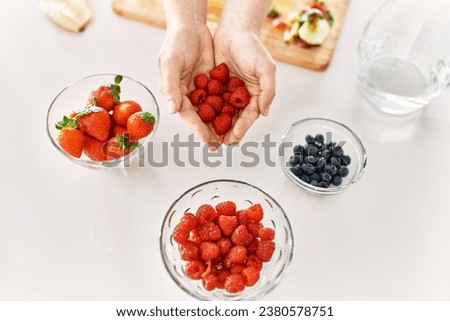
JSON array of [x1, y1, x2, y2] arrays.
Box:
[[305, 135, 315, 143], [331, 175, 343, 186], [310, 180, 319, 187], [290, 165, 302, 177], [316, 157, 326, 168], [305, 155, 318, 164], [315, 134, 324, 144], [300, 174, 310, 183], [293, 144, 304, 154], [325, 165, 338, 176], [318, 181, 328, 188], [322, 150, 331, 160], [306, 146, 319, 156], [332, 145, 344, 156], [338, 166, 349, 177], [342, 155, 352, 166], [310, 173, 320, 182], [321, 172, 332, 184], [288, 154, 301, 166], [301, 163, 315, 175], [331, 157, 341, 167]]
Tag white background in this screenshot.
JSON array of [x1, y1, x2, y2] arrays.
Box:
[[1, 0, 449, 301]]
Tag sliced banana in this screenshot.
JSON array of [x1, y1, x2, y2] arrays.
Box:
[[39, 0, 93, 32], [298, 18, 330, 45]]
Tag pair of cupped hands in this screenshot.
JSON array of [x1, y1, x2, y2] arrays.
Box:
[[158, 23, 276, 146]]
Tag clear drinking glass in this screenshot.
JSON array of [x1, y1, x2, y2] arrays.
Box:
[[357, 0, 450, 115]]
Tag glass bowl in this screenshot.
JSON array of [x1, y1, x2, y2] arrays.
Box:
[[160, 179, 294, 301], [46, 74, 159, 169], [279, 118, 367, 195]]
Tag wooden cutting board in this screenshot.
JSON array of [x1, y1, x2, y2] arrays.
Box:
[[112, 0, 349, 71]]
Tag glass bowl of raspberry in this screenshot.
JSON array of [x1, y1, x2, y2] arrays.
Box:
[[279, 118, 367, 195], [160, 179, 294, 300], [46, 74, 160, 169]]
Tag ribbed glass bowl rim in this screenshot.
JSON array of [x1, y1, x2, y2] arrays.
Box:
[[159, 179, 294, 300], [46, 74, 160, 168], [279, 117, 367, 195]]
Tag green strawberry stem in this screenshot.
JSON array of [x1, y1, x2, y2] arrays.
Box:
[[138, 111, 156, 125], [116, 133, 138, 150], [109, 75, 123, 104]]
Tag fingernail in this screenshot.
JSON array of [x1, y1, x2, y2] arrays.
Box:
[[168, 100, 177, 114], [207, 142, 220, 152]]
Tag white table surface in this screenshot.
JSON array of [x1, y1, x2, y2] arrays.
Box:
[[1, 0, 450, 301]]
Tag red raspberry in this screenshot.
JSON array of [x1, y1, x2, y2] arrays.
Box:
[[172, 222, 190, 244], [247, 221, 263, 237], [258, 228, 275, 241], [200, 241, 220, 261], [242, 267, 260, 286], [202, 274, 219, 291], [246, 239, 259, 255], [194, 73, 209, 89], [179, 242, 199, 261], [189, 228, 202, 244], [226, 77, 245, 92], [180, 213, 198, 230], [229, 86, 250, 109], [205, 96, 223, 114], [246, 255, 263, 271], [256, 240, 275, 262], [230, 264, 246, 274], [221, 103, 236, 117], [237, 210, 251, 225], [223, 92, 232, 104], [211, 114, 232, 136], [197, 103, 215, 123], [185, 260, 206, 280], [217, 268, 231, 289], [209, 63, 230, 83], [215, 201, 237, 216], [196, 204, 217, 225], [217, 215, 239, 236], [224, 273, 245, 293], [207, 79, 224, 95], [231, 225, 253, 246], [217, 237, 233, 255], [199, 222, 222, 241], [228, 245, 248, 264], [189, 88, 207, 106], [246, 204, 263, 221]]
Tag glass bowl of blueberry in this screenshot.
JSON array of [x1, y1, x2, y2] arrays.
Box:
[[279, 118, 367, 195]]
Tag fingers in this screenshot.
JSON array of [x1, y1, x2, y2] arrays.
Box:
[[178, 96, 222, 144], [223, 98, 260, 145], [256, 59, 276, 116], [158, 52, 183, 114]]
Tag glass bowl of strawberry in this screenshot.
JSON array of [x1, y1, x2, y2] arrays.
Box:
[[160, 179, 294, 300], [46, 74, 159, 169]]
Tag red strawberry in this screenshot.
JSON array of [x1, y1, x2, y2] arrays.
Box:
[[229, 86, 250, 109], [226, 77, 245, 93], [77, 106, 111, 141], [194, 73, 209, 89], [110, 125, 127, 139], [103, 134, 138, 160], [205, 95, 223, 114], [127, 111, 155, 141], [83, 135, 106, 161], [112, 100, 142, 126], [209, 63, 230, 83], [211, 114, 232, 136], [189, 88, 207, 106], [197, 103, 215, 123], [207, 79, 224, 95], [87, 75, 122, 111], [57, 127, 84, 158], [221, 103, 236, 117]]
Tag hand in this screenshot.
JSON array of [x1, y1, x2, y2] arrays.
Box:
[[158, 24, 222, 144], [213, 27, 276, 145]]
